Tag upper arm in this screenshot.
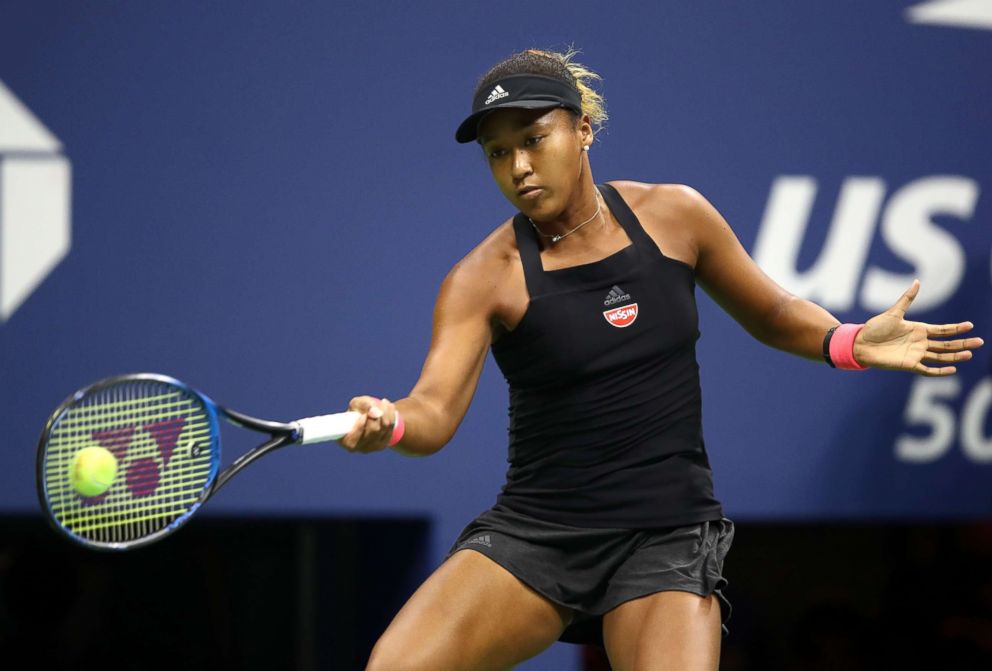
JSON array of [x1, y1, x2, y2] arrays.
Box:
[[405, 251, 497, 442], [675, 186, 794, 340]]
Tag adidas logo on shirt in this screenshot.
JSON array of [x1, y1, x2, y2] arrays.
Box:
[[464, 534, 492, 548], [603, 285, 631, 306], [484, 85, 509, 105], [602, 284, 638, 327]]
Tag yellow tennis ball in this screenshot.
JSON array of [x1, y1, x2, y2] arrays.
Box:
[[69, 446, 118, 497]]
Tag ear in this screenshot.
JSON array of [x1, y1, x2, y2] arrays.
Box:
[[577, 113, 593, 150]]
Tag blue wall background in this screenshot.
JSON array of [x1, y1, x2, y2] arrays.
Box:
[[1, 3, 990, 667]]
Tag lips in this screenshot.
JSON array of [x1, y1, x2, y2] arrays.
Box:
[[517, 186, 543, 199]]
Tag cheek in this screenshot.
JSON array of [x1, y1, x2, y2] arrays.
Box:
[[535, 150, 581, 201], [489, 167, 522, 206], [486, 160, 508, 184], [490, 165, 516, 195], [546, 137, 582, 172]]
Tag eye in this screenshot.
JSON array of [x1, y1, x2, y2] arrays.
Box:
[[487, 147, 507, 160], [525, 135, 545, 146]]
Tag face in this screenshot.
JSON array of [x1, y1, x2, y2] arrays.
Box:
[[477, 107, 592, 220]]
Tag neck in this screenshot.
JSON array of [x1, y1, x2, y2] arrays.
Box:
[[531, 174, 601, 242]]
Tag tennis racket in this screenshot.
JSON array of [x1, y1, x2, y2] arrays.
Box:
[[36, 373, 361, 551]]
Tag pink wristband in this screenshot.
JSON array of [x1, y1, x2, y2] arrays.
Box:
[[830, 323, 868, 370], [370, 397, 405, 446], [387, 411, 405, 447]]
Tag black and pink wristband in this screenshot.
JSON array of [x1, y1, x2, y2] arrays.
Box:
[[823, 323, 868, 370]]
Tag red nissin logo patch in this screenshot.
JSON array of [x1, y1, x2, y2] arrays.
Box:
[[603, 303, 638, 328]]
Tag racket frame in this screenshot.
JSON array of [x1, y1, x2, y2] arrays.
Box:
[[36, 373, 301, 551]]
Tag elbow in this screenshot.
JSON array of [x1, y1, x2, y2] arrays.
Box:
[[749, 294, 800, 348]]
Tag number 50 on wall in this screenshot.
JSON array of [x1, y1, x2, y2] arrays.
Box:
[[896, 376, 992, 463]]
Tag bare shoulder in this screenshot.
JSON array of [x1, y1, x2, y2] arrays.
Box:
[[437, 218, 519, 314], [608, 180, 712, 219], [445, 219, 516, 287], [606, 181, 718, 268]]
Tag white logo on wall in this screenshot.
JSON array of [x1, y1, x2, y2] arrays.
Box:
[[752, 175, 980, 314], [0, 79, 72, 322], [753, 175, 990, 466], [907, 0, 992, 31]]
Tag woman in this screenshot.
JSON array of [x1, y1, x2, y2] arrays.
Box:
[[340, 49, 983, 671]]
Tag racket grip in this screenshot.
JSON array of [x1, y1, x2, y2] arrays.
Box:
[[296, 412, 362, 444]]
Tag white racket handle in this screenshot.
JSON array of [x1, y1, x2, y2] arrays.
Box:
[[295, 411, 362, 444]]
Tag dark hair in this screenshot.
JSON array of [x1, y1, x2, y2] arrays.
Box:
[[476, 50, 577, 95], [475, 49, 608, 134]]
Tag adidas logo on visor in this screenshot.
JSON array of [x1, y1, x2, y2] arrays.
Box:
[[484, 85, 509, 105], [603, 285, 631, 306]]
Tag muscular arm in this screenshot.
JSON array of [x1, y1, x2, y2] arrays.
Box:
[[339, 229, 515, 457], [628, 183, 980, 374], [390, 257, 495, 456], [676, 186, 839, 361]]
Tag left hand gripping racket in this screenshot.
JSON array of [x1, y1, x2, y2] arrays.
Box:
[[36, 373, 360, 551]]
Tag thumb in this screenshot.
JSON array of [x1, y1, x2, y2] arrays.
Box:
[[888, 279, 920, 318]]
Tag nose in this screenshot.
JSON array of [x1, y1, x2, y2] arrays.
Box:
[[511, 148, 532, 181]]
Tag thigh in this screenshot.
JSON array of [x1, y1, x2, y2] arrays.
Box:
[[366, 549, 574, 671], [602, 591, 722, 671]]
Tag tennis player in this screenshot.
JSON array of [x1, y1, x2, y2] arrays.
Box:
[[341, 49, 983, 671]]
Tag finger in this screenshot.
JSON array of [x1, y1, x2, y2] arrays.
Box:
[[914, 362, 957, 377], [380, 398, 397, 433], [927, 336, 985, 352], [924, 322, 974, 338], [922, 350, 973, 364], [889, 279, 920, 318], [339, 413, 369, 451], [348, 395, 378, 413], [364, 404, 383, 436]]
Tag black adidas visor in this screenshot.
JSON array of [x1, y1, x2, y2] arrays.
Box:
[[455, 74, 583, 144]]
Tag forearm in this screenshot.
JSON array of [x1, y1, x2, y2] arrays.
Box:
[[755, 295, 840, 362], [390, 394, 460, 457]]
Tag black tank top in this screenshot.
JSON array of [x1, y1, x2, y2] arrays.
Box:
[[491, 183, 723, 528]]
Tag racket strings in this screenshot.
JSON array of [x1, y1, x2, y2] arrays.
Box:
[[42, 380, 217, 546]]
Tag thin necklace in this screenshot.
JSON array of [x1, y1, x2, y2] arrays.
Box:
[[529, 194, 602, 243]]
